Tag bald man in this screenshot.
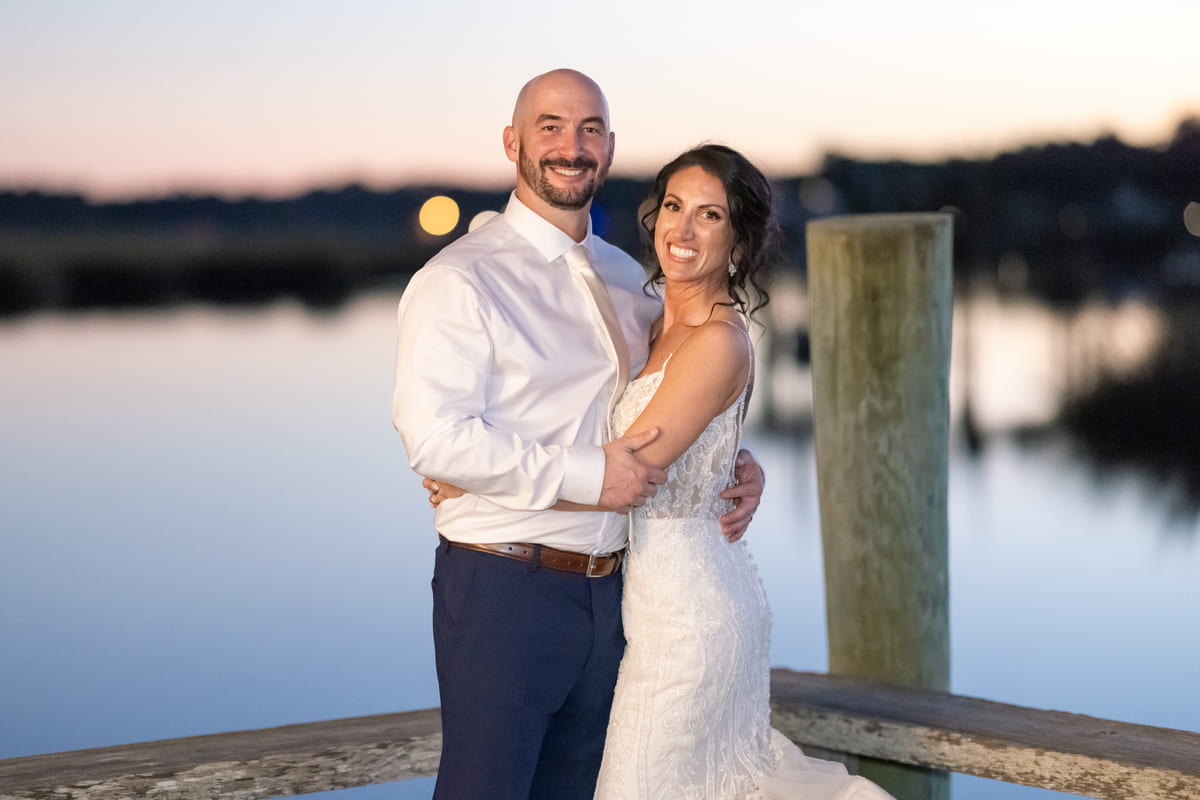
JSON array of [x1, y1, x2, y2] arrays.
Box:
[[392, 69, 763, 799]]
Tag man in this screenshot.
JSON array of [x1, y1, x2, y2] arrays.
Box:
[[393, 68, 764, 799]]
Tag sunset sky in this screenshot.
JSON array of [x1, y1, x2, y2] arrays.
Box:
[[2, 0, 1198, 200]]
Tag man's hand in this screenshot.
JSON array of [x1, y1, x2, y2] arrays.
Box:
[[597, 427, 668, 513], [719, 448, 764, 542], [422, 477, 466, 508]]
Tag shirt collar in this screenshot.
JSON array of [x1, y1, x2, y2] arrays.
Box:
[[503, 191, 595, 264]]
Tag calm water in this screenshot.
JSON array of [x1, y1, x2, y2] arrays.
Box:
[[1, 294, 1197, 800]]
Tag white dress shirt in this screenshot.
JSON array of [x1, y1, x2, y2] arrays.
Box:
[[393, 192, 662, 554]]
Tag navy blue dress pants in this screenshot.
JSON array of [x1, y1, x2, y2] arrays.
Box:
[[430, 537, 626, 800]]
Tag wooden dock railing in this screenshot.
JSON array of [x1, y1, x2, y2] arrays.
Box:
[[3, 670, 1197, 800]]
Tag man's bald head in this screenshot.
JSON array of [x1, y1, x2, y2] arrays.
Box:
[[502, 68, 615, 236], [512, 69, 610, 131]]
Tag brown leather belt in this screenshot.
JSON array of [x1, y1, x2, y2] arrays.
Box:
[[441, 536, 623, 578]]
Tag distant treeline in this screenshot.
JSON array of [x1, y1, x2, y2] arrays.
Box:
[[1, 117, 1198, 315]]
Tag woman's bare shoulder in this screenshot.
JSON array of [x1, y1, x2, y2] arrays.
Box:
[[664, 316, 751, 392]]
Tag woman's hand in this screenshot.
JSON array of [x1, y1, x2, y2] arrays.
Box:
[[422, 477, 466, 508]]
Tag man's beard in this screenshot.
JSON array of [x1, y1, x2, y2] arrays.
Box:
[[519, 147, 608, 210]]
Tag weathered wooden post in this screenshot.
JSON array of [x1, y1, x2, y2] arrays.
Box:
[[806, 213, 953, 799]]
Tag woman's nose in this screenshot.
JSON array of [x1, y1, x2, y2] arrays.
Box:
[[675, 215, 694, 238]]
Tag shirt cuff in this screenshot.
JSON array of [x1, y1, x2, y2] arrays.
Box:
[[559, 444, 606, 505]]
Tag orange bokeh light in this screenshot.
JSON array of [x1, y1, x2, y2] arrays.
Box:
[[419, 196, 460, 236]]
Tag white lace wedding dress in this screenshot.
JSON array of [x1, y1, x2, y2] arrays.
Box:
[[594, 325, 895, 800]]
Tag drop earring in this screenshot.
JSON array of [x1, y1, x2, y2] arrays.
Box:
[[728, 262, 737, 277]]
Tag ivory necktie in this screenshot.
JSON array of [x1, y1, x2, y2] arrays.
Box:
[[564, 244, 630, 440]]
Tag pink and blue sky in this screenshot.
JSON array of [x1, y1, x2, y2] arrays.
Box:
[[2, 0, 1197, 200]]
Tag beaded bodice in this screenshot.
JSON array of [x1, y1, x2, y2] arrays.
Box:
[[610, 320, 750, 525]]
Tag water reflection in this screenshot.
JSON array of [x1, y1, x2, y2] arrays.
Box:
[[1, 297, 1197, 800], [1057, 297, 1200, 518], [756, 277, 1200, 527]]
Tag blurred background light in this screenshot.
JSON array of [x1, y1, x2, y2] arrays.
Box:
[[418, 195, 459, 236], [1184, 201, 1200, 237], [468, 210, 499, 232]]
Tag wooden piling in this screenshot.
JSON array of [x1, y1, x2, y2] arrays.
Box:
[[806, 213, 954, 798]]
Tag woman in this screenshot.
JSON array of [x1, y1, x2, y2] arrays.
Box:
[[590, 144, 893, 799]]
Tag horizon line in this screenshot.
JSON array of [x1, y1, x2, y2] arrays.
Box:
[[3, 117, 1196, 206]]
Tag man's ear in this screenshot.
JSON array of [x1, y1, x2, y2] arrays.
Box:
[[503, 126, 519, 164]]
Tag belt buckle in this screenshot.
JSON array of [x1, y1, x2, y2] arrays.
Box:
[[586, 552, 602, 578]]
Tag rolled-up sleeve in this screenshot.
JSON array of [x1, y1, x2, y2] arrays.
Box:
[[392, 266, 603, 509]]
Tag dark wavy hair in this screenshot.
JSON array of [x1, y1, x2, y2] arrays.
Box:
[[639, 143, 780, 316]]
